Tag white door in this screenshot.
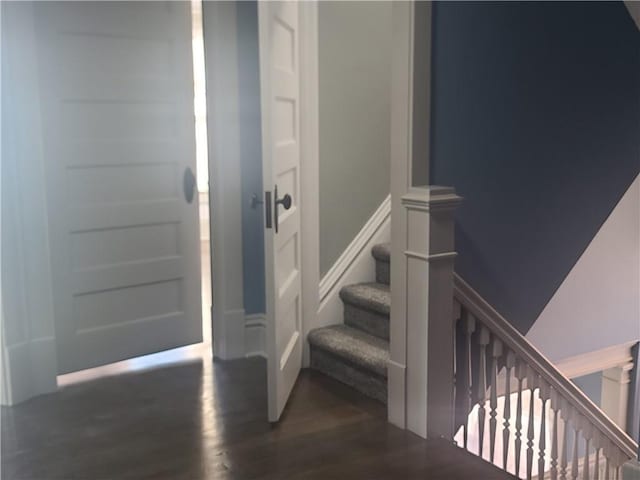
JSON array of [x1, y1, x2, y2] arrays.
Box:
[[259, 1, 304, 421], [34, 2, 202, 374]]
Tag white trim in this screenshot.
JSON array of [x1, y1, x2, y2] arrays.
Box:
[[388, 0, 416, 430], [555, 342, 636, 380], [315, 197, 391, 335], [244, 313, 267, 359], [204, 2, 246, 361], [299, 0, 320, 368], [319, 194, 391, 303], [1, 2, 58, 405]]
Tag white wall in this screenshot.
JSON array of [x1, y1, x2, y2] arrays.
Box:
[[527, 176, 640, 362]]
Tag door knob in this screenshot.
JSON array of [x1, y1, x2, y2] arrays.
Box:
[[183, 167, 196, 204], [265, 186, 292, 233], [274, 185, 291, 233]]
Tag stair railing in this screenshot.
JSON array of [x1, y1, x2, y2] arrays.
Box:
[[452, 274, 638, 479]]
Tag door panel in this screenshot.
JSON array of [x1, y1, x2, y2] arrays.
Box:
[[259, 1, 303, 422], [34, 1, 202, 374]]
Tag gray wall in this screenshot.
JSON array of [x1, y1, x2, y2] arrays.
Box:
[[237, 1, 265, 315], [318, 1, 392, 276]]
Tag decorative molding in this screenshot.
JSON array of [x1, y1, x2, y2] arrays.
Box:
[[319, 194, 391, 303], [245, 314, 266, 359], [555, 342, 636, 380], [314, 196, 391, 335]]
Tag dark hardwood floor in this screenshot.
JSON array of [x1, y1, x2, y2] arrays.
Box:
[[2, 357, 515, 479]]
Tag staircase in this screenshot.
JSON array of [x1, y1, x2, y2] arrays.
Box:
[[308, 243, 391, 403]]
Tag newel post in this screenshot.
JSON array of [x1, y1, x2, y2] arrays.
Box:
[[402, 186, 462, 439]]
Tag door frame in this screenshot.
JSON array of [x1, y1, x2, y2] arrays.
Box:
[[207, 1, 319, 362]]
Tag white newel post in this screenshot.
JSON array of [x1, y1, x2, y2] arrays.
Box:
[[601, 363, 634, 431], [397, 186, 462, 439]]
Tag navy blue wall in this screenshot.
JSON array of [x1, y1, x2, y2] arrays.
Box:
[[430, 2, 640, 333]]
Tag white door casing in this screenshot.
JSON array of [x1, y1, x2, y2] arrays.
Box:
[[34, 1, 202, 374], [259, 0, 304, 422]]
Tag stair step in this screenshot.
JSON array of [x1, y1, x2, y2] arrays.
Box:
[[371, 243, 390, 285], [308, 325, 388, 403], [340, 283, 390, 340]]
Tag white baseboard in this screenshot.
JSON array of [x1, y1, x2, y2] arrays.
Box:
[[213, 308, 245, 360], [388, 359, 407, 429], [2, 337, 58, 405], [316, 195, 391, 332], [245, 313, 266, 359]]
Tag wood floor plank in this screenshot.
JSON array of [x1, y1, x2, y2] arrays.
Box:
[[1, 357, 515, 479]]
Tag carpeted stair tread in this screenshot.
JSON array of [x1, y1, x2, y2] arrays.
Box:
[[340, 283, 390, 316], [308, 325, 389, 378], [371, 242, 390, 262]]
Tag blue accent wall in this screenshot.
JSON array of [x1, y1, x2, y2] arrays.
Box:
[[430, 1, 640, 333], [237, 0, 265, 315]]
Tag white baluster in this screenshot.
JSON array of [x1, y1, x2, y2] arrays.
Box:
[[503, 351, 516, 472], [538, 379, 550, 479], [594, 446, 600, 480], [527, 366, 538, 480], [489, 337, 502, 465], [462, 309, 476, 451], [571, 414, 581, 480], [515, 360, 527, 478], [582, 423, 592, 480], [477, 325, 490, 459], [550, 387, 560, 480], [560, 400, 571, 480]]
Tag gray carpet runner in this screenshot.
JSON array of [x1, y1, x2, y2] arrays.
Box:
[[308, 242, 391, 403]]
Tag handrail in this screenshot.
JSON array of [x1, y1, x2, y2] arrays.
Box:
[[453, 273, 638, 461]]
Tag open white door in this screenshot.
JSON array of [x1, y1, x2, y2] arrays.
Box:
[[259, 1, 304, 422], [34, 2, 202, 374]]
